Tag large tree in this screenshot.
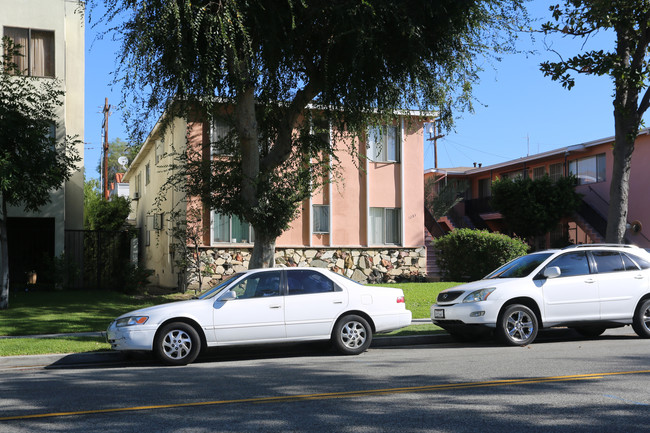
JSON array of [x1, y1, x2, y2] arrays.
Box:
[[540, 1, 650, 243], [94, 0, 525, 268], [0, 38, 81, 309]]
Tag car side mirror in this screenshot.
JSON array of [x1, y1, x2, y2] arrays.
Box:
[[218, 290, 237, 301], [543, 266, 561, 279]]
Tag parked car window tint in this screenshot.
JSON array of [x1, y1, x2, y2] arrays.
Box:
[[546, 252, 590, 277], [485, 253, 553, 279], [198, 273, 241, 299], [627, 253, 650, 270], [287, 270, 335, 295], [621, 253, 640, 271], [592, 251, 625, 273], [229, 272, 281, 299]]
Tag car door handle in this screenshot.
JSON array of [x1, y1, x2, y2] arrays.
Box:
[[333, 301, 343, 304], [635, 275, 645, 280], [270, 305, 282, 309], [585, 278, 596, 284]]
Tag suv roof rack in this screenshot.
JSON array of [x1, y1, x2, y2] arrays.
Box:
[[562, 243, 639, 250]]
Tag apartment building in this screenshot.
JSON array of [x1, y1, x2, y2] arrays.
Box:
[[124, 110, 430, 289], [425, 130, 650, 250], [1, 0, 85, 285]]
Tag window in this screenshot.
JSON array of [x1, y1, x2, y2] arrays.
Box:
[[501, 170, 524, 180], [478, 178, 491, 198], [287, 270, 335, 295], [229, 271, 281, 299], [628, 253, 650, 270], [549, 163, 563, 182], [4, 27, 54, 77], [212, 211, 254, 244], [210, 117, 231, 156], [546, 252, 590, 277], [592, 251, 626, 273], [369, 207, 401, 245], [313, 205, 330, 233], [145, 163, 150, 185], [155, 138, 164, 164], [532, 166, 546, 180], [569, 153, 606, 185], [367, 125, 399, 162], [313, 118, 330, 146]]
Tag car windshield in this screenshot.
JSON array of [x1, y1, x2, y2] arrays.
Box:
[[197, 273, 242, 299], [484, 253, 554, 279]]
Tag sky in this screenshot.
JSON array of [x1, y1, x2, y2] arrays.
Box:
[[83, 2, 650, 180]]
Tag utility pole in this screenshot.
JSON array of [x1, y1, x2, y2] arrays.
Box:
[[101, 98, 111, 200], [426, 120, 444, 168]]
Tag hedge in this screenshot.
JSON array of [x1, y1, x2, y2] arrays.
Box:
[[433, 228, 529, 281]]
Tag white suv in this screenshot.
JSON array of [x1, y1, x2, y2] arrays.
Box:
[[431, 244, 650, 345]]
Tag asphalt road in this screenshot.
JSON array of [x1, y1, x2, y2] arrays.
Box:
[[1, 327, 649, 432]]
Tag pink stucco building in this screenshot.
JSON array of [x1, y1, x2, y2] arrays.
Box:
[[125, 110, 432, 289], [425, 129, 650, 257]]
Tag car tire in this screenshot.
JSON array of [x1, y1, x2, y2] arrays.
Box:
[[573, 326, 606, 338], [332, 314, 372, 355], [496, 304, 538, 346], [154, 322, 201, 365], [632, 298, 650, 338]]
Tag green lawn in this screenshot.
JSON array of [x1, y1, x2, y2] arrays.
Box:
[[0, 290, 175, 336], [0, 281, 459, 356]]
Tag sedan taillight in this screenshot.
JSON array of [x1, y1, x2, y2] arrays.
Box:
[[396, 296, 405, 303]]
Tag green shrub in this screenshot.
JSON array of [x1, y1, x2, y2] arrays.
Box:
[[434, 228, 529, 281]]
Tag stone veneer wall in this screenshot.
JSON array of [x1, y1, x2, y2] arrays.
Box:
[[187, 246, 427, 289]]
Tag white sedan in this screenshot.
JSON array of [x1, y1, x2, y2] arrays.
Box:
[[107, 267, 412, 365]]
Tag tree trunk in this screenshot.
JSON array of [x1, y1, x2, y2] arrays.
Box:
[[605, 131, 634, 243], [249, 229, 275, 269], [1, 197, 10, 309]]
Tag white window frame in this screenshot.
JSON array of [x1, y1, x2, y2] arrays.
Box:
[[211, 211, 255, 244], [369, 207, 401, 245], [532, 166, 546, 180], [367, 125, 400, 163], [155, 138, 165, 164], [145, 163, 150, 186], [569, 153, 606, 185], [312, 205, 330, 234], [549, 163, 563, 182], [210, 117, 231, 156]]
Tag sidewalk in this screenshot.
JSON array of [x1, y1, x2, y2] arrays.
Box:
[[0, 319, 448, 369]]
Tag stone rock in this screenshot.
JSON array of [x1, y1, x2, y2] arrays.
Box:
[[311, 259, 329, 268], [351, 269, 366, 282], [335, 258, 345, 268], [305, 249, 318, 258], [418, 258, 427, 268], [321, 250, 335, 260]]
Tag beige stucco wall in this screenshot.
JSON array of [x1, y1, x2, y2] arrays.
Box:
[[1, 0, 85, 255]]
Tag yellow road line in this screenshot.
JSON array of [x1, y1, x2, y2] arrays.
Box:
[[2, 369, 649, 422]]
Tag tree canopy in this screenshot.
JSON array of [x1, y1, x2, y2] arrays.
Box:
[[0, 37, 81, 309], [490, 174, 582, 242], [92, 0, 526, 267], [95, 137, 141, 186], [540, 0, 650, 243]]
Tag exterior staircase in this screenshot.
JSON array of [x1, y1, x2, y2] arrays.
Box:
[[572, 212, 605, 244]]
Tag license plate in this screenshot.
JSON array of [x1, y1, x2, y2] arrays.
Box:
[[434, 309, 445, 319]]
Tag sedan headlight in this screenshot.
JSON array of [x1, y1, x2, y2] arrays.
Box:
[[462, 288, 495, 303], [115, 316, 149, 327]]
